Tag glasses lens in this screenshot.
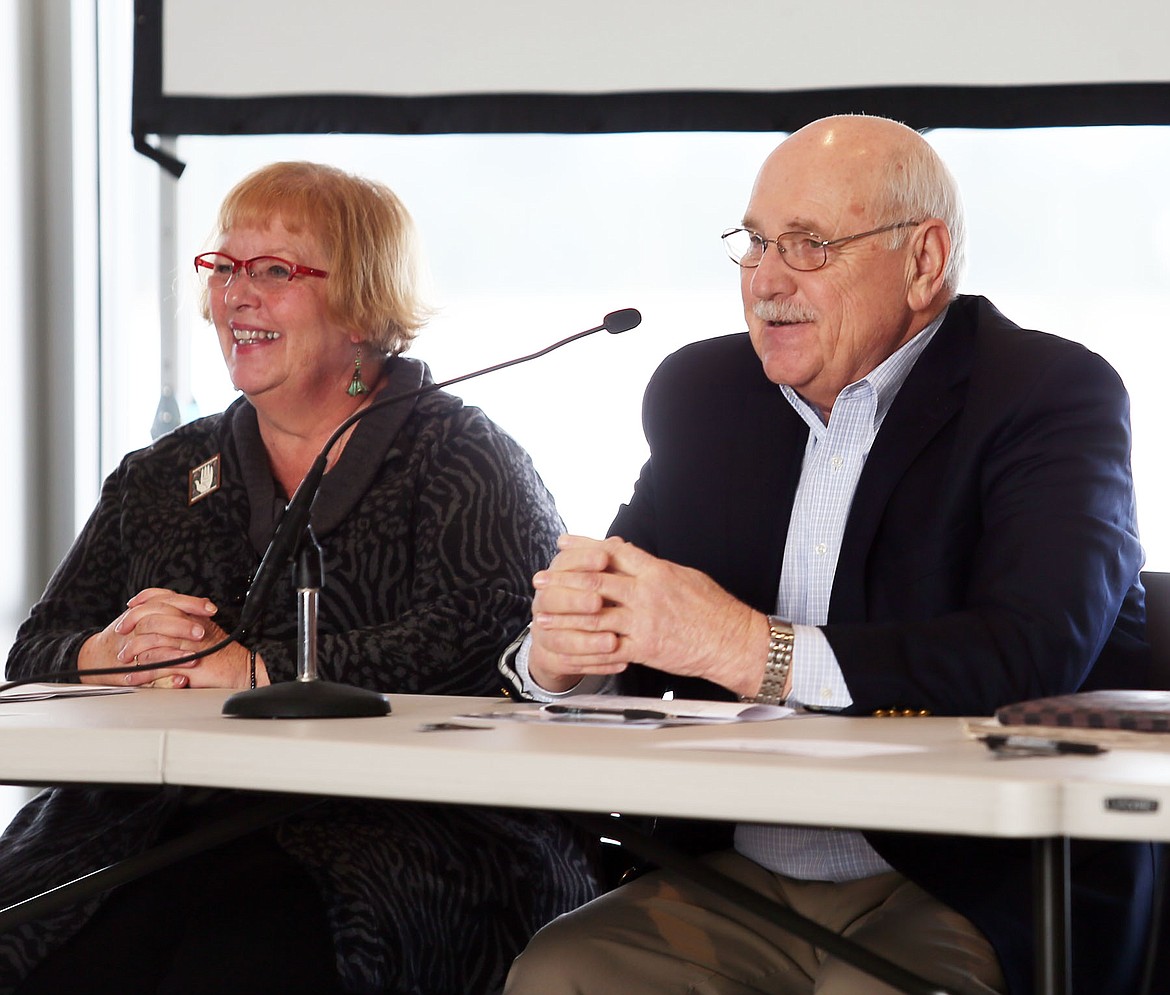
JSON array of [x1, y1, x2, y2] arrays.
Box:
[[776, 233, 826, 271], [195, 253, 236, 288], [247, 257, 294, 287], [722, 229, 762, 267]]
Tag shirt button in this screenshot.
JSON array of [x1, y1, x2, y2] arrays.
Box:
[[814, 543, 827, 556], [830, 455, 844, 470]]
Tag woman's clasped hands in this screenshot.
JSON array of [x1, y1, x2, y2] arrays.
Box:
[[78, 587, 252, 688]]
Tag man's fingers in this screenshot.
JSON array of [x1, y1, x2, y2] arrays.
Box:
[[539, 547, 612, 580], [532, 624, 619, 652], [533, 579, 611, 616], [533, 568, 607, 594], [555, 534, 612, 551], [533, 570, 636, 610], [600, 538, 660, 577], [531, 649, 630, 675], [534, 601, 637, 635]]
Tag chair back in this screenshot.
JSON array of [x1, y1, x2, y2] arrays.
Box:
[[1141, 570, 1170, 690]]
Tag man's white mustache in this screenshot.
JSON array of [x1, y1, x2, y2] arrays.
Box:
[[753, 300, 817, 324]]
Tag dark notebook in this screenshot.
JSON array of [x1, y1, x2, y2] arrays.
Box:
[[996, 690, 1170, 733]]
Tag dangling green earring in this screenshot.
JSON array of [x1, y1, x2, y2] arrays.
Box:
[[347, 345, 368, 397]]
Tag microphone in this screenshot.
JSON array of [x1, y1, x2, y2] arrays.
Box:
[[601, 308, 640, 334]]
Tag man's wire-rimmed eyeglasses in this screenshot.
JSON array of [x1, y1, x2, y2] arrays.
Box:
[[193, 252, 329, 290], [721, 221, 922, 271]]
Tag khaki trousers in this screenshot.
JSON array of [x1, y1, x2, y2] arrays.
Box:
[[505, 849, 1005, 995]]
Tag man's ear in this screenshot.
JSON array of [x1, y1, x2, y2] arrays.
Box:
[[906, 220, 950, 312]]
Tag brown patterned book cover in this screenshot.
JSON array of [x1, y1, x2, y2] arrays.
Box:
[[995, 690, 1170, 733]]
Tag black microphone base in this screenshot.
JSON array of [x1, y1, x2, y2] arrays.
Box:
[[222, 680, 391, 719]]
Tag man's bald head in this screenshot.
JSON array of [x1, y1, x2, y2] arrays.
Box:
[[764, 115, 966, 293]]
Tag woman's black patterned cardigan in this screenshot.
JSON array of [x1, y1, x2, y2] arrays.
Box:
[[1, 356, 600, 994]]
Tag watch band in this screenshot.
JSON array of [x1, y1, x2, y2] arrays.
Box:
[[744, 616, 793, 706]]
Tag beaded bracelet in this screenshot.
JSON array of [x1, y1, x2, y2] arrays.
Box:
[[248, 647, 257, 689]]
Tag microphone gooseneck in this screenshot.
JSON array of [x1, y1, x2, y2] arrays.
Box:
[[0, 309, 642, 707], [236, 307, 642, 639]]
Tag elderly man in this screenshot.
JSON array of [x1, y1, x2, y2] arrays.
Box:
[[502, 116, 1152, 995]]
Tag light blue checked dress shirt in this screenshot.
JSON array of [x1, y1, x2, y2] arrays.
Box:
[[516, 309, 946, 882], [736, 310, 944, 881]]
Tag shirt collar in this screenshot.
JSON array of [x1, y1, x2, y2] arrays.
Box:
[[780, 304, 950, 429]]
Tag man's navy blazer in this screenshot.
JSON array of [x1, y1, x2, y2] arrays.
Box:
[[610, 295, 1154, 995]]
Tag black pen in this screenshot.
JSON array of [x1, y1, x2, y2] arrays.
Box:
[[544, 705, 669, 721], [982, 734, 1106, 756]]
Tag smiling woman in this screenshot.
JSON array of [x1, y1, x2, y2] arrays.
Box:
[[0, 162, 600, 995]]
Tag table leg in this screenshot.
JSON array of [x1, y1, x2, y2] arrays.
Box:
[[1034, 836, 1071, 995]]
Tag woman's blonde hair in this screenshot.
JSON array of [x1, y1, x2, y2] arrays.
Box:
[[203, 161, 431, 353]]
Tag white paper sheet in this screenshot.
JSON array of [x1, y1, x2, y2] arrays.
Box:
[[0, 683, 136, 703]]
